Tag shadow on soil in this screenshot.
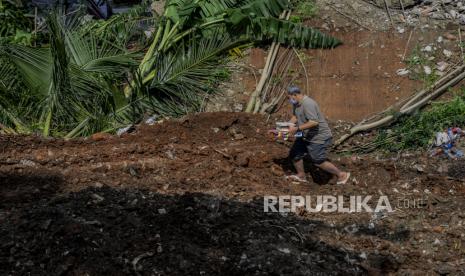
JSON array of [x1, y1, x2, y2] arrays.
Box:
[[0, 171, 63, 206], [0, 174, 404, 275]]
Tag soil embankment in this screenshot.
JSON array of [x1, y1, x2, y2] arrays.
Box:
[[1, 112, 465, 275]]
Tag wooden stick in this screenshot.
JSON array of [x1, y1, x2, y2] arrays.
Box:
[[246, 10, 289, 113], [399, 0, 406, 19], [34, 7, 38, 47], [383, 0, 395, 28], [402, 28, 414, 61], [335, 64, 465, 146], [459, 28, 464, 60], [293, 48, 310, 94], [261, 47, 292, 102], [400, 63, 465, 111]]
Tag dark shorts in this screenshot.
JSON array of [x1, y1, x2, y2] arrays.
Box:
[[289, 137, 332, 165]]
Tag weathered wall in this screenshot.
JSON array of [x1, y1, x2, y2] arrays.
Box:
[[244, 28, 457, 121]]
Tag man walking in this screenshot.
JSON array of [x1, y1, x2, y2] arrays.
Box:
[[286, 86, 350, 184]]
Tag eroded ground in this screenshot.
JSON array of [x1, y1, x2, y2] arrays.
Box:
[[1, 112, 465, 275]]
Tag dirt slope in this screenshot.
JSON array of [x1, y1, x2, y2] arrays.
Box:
[[1, 112, 465, 275]]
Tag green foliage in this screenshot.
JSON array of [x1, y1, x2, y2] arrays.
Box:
[[294, 0, 318, 18], [132, 0, 341, 98], [1, 12, 138, 137], [289, 15, 302, 23], [80, 3, 155, 49], [405, 46, 439, 88], [0, 0, 340, 137], [0, 57, 32, 134], [375, 92, 465, 151], [0, 0, 33, 45]]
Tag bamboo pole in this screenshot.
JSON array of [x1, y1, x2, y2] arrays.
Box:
[[245, 10, 290, 113]]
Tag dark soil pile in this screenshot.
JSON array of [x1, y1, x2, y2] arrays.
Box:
[[1, 184, 367, 275]]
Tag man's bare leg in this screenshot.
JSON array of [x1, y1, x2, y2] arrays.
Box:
[[315, 161, 348, 181], [293, 159, 306, 178]]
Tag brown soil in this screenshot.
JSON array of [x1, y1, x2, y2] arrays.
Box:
[[1, 112, 465, 275]]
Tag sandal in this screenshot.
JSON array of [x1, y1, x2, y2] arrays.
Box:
[[285, 175, 308, 183], [336, 172, 351, 185]]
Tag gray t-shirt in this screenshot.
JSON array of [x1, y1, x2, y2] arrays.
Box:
[[293, 96, 332, 144]]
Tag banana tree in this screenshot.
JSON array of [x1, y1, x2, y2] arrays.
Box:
[[126, 0, 341, 98], [0, 0, 341, 137]]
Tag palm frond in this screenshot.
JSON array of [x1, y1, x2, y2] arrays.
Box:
[[65, 32, 138, 73], [2, 45, 52, 94], [246, 17, 341, 48], [151, 35, 242, 96]]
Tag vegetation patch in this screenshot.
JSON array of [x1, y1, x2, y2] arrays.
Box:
[[0, 0, 339, 138], [366, 92, 465, 152]]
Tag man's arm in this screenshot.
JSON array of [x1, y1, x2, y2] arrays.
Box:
[[298, 120, 318, 130], [289, 115, 297, 124], [298, 100, 320, 131], [289, 119, 318, 134]]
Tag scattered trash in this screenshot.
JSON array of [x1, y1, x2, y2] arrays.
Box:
[[413, 164, 425, 173], [145, 115, 159, 125], [436, 61, 449, 72], [116, 125, 135, 136], [165, 150, 175, 160], [423, 65, 432, 75], [91, 193, 105, 203], [396, 68, 410, 76], [422, 45, 433, 52], [268, 122, 303, 141], [144, 28, 155, 39], [443, 49, 453, 58], [430, 127, 463, 159], [128, 166, 138, 177], [19, 159, 37, 167]]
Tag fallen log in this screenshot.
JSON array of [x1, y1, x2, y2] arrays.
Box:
[[400, 63, 465, 111], [335, 64, 465, 146]]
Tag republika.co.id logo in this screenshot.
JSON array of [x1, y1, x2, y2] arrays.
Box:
[[263, 195, 394, 213]]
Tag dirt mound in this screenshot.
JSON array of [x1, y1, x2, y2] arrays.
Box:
[[1, 112, 465, 275], [0, 186, 367, 275], [0, 112, 296, 198]]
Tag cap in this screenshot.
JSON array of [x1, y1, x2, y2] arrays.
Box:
[[287, 86, 301, 94]]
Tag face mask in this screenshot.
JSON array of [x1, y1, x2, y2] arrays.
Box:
[[289, 98, 298, 105]]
